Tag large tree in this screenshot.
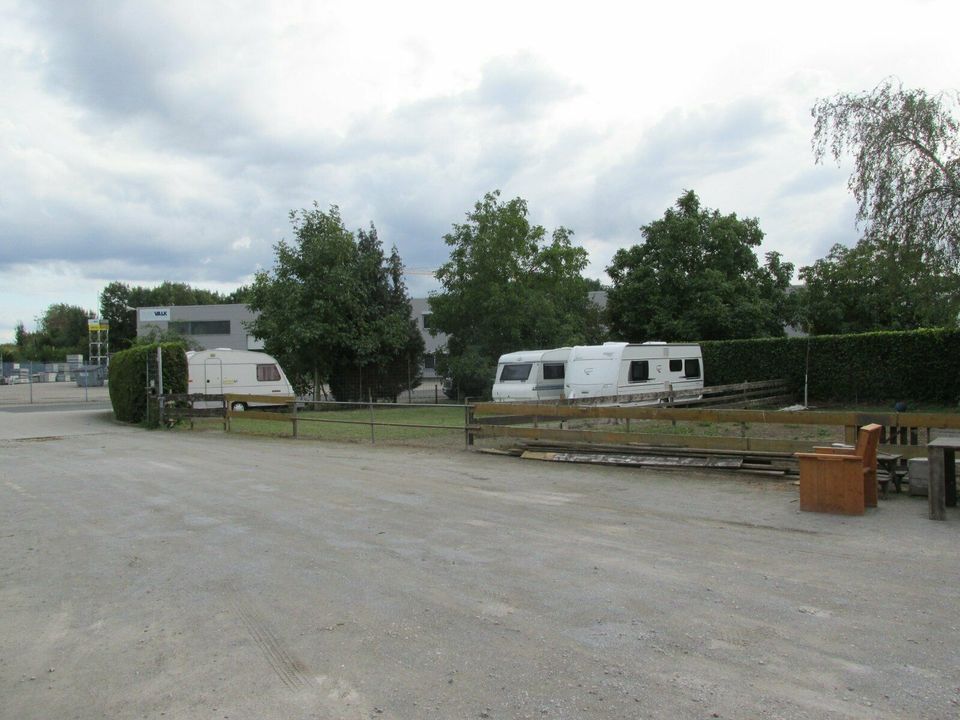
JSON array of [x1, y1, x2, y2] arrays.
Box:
[[428, 190, 592, 397], [606, 190, 794, 341], [247, 204, 422, 400], [328, 225, 425, 401], [797, 234, 960, 334], [812, 79, 960, 258], [17, 304, 91, 360]]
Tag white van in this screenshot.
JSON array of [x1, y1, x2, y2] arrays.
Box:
[[187, 349, 294, 410], [492, 348, 571, 402], [564, 342, 703, 403]]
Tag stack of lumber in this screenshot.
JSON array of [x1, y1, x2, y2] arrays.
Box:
[[482, 439, 799, 476]]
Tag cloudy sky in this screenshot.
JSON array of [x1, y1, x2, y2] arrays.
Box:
[[1, 0, 957, 343]]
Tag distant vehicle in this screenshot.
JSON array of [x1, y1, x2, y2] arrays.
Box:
[[187, 349, 294, 411], [565, 342, 703, 403], [492, 348, 572, 402]]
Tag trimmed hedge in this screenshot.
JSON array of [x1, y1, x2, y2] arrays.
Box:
[[109, 342, 188, 425], [701, 328, 960, 405]]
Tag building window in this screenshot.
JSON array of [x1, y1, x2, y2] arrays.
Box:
[[256, 364, 281, 382], [629, 360, 649, 382], [669, 359, 682, 372], [169, 320, 231, 336], [422, 313, 433, 329], [684, 358, 701, 379], [500, 363, 532, 381], [543, 363, 564, 380], [424, 353, 436, 370]]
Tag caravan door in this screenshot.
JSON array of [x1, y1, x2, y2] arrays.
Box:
[[204, 357, 223, 395]]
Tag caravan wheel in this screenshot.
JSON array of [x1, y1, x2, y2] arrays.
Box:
[[231, 401, 248, 412]]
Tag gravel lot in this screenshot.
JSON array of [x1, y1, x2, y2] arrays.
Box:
[[2, 406, 959, 719]]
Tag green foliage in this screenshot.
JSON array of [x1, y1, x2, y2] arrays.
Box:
[[133, 326, 203, 350], [108, 342, 187, 426], [17, 304, 91, 360], [702, 328, 960, 404], [248, 205, 423, 401], [0, 343, 19, 363], [607, 191, 795, 342], [429, 190, 592, 396], [437, 346, 495, 401], [797, 235, 960, 334], [812, 79, 960, 259]]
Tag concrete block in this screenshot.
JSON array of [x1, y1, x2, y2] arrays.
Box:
[[907, 457, 960, 496]]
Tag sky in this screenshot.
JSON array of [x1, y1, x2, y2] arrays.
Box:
[[1, 0, 957, 343]]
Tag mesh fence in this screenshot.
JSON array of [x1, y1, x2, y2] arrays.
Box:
[[0, 361, 110, 405]]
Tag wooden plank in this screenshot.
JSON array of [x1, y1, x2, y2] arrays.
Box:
[[472, 402, 960, 431], [225, 393, 295, 406], [520, 450, 743, 469], [474, 424, 930, 458]]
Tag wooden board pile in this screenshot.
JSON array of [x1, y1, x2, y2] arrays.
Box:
[[483, 440, 800, 476]]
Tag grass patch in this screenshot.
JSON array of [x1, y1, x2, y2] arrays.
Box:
[[184, 404, 469, 446]]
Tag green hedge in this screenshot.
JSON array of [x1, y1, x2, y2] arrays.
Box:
[[701, 328, 960, 405], [109, 342, 188, 425]]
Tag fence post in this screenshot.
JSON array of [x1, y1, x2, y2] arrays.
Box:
[[369, 392, 375, 444], [465, 399, 474, 448], [291, 399, 299, 438]]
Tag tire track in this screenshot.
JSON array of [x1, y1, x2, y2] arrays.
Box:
[[231, 596, 313, 691]]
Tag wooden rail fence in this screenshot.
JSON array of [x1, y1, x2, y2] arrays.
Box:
[[470, 402, 960, 459]]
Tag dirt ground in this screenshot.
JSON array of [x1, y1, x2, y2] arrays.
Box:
[[1, 406, 959, 719]]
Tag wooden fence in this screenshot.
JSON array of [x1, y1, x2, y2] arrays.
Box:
[[470, 402, 960, 459]]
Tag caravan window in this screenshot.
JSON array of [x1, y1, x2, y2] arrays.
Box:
[[628, 360, 650, 382], [257, 364, 281, 382], [669, 359, 682, 372], [543, 363, 564, 380], [500, 363, 532, 381], [684, 358, 701, 379]]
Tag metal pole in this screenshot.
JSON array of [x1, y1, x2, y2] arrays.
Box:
[[29, 363, 33, 404], [369, 391, 375, 444], [157, 347, 164, 425]]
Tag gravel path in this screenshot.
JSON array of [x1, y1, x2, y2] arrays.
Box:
[[1, 407, 958, 719]]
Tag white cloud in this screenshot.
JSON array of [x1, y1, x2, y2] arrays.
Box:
[[1, 0, 958, 341]]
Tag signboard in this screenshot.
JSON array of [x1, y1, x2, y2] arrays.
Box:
[[139, 308, 171, 322], [88, 319, 109, 332]]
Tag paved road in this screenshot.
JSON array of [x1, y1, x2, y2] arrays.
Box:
[[1, 408, 959, 719]]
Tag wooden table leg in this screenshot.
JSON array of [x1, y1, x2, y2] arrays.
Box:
[[946, 448, 957, 508], [928, 446, 946, 521]]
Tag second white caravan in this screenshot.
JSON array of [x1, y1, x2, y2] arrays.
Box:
[[564, 342, 703, 403], [187, 349, 295, 410], [492, 348, 571, 402]]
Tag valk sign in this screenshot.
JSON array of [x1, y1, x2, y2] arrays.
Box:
[[139, 308, 171, 322]]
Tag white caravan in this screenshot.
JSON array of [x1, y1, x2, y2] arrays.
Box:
[[492, 348, 571, 402], [187, 349, 294, 410], [564, 342, 703, 403]]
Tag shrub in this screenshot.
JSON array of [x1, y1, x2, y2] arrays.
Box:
[[109, 342, 188, 425], [701, 328, 960, 405]]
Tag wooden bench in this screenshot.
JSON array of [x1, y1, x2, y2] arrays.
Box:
[[795, 424, 882, 515]]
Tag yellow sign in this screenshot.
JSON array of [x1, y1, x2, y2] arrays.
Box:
[[87, 320, 109, 331]]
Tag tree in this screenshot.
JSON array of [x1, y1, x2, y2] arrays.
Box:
[[247, 204, 423, 400], [428, 190, 592, 397], [17, 304, 91, 360], [606, 190, 795, 341], [328, 225, 424, 401], [99, 282, 137, 351], [797, 234, 960, 334], [812, 79, 960, 258]]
